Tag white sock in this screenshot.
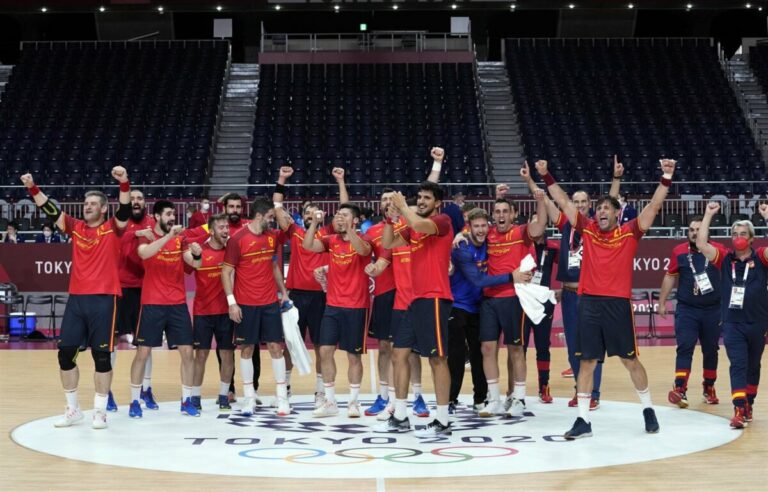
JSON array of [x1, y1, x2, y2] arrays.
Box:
[[142, 353, 153, 391], [277, 381, 288, 399], [110, 351, 117, 369], [219, 381, 230, 395], [636, 387, 653, 409], [182, 386, 192, 400], [192, 386, 202, 397], [394, 399, 407, 420], [379, 381, 389, 400], [241, 357, 255, 398], [65, 388, 79, 408], [94, 393, 107, 412], [285, 369, 292, 387], [488, 379, 500, 402], [513, 382, 526, 401], [436, 405, 449, 426], [350, 383, 360, 403], [413, 383, 423, 397], [315, 375, 324, 393], [130, 384, 141, 402], [577, 393, 591, 423], [388, 386, 396, 403], [324, 382, 336, 402], [271, 357, 287, 384]]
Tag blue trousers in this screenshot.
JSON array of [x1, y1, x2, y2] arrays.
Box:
[[722, 321, 766, 404], [562, 289, 601, 399], [673, 303, 720, 385]]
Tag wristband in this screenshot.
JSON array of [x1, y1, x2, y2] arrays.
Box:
[[28, 185, 41, 197], [431, 161, 443, 173], [274, 202, 283, 209], [192, 253, 202, 261], [660, 176, 672, 187], [226, 294, 237, 307], [385, 216, 395, 225], [274, 183, 287, 195], [542, 173, 556, 186], [612, 175, 622, 180], [119, 180, 130, 193]]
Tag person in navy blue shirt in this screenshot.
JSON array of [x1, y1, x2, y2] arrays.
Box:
[[697, 202, 768, 429], [659, 216, 726, 408], [447, 207, 522, 413], [617, 192, 638, 226], [35, 222, 62, 243]]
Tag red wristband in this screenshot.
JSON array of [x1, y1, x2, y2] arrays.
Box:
[[385, 217, 394, 225], [660, 176, 672, 187], [28, 185, 41, 197], [542, 173, 556, 187], [119, 180, 130, 193]]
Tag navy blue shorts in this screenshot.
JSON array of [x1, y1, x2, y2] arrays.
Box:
[[319, 305, 368, 355], [59, 294, 117, 352], [479, 296, 526, 346], [289, 289, 326, 345], [390, 308, 410, 343], [577, 295, 638, 361], [193, 314, 235, 350], [135, 304, 193, 348], [115, 287, 141, 335], [369, 289, 396, 340], [235, 302, 283, 345], [395, 298, 451, 358]]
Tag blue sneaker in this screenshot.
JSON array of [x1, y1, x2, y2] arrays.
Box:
[[106, 391, 118, 412], [412, 395, 430, 417], [564, 417, 593, 440], [191, 396, 202, 410], [448, 400, 458, 415], [140, 387, 159, 410], [129, 400, 143, 419], [364, 395, 389, 416], [181, 398, 201, 417], [217, 394, 231, 410]]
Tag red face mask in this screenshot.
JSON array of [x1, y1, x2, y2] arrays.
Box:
[[733, 237, 749, 251]]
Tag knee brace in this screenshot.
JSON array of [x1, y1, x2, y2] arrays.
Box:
[[92, 350, 112, 373], [58, 347, 79, 371]]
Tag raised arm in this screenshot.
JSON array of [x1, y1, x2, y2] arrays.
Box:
[[527, 188, 549, 239], [426, 147, 445, 183], [608, 155, 624, 199], [391, 191, 439, 235], [137, 225, 183, 260], [110, 165, 132, 229], [273, 166, 294, 231], [520, 161, 559, 221], [333, 167, 349, 204], [637, 159, 676, 232], [535, 160, 579, 226], [302, 210, 327, 253], [695, 202, 720, 262], [345, 215, 372, 256], [20, 173, 67, 231]]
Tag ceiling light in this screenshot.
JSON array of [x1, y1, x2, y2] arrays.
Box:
[[40, 7, 47, 12], [628, 3, 634, 8], [392, 4, 399, 9], [158, 6, 164, 13], [568, 4, 576, 9], [451, 4, 458, 9], [216, 5, 223, 11], [98, 6, 106, 12], [334, 4, 340, 11], [746, 3, 752, 7], [275, 4, 281, 10], [510, 4, 516, 10], [686, 3, 692, 9]]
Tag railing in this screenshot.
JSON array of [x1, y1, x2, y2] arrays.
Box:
[[20, 39, 227, 50], [260, 32, 472, 53], [504, 37, 713, 48]]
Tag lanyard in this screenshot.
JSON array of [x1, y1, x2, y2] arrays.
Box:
[[731, 260, 750, 286], [687, 246, 708, 275], [568, 227, 580, 251], [618, 205, 624, 225], [538, 248, 548, 267]]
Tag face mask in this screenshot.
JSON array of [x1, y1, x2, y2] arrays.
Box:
[[201, 203, 210, 212], [733, 237, 749, 251], [187, 213, 192, 219], [43, 231, 52, 238]]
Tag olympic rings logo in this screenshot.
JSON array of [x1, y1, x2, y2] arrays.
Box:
[[239, 446, 519, 465]]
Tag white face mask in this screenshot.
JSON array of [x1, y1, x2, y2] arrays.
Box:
[[43, 230, 52, 238], [187, 212, 193, 219], [201, 203, 210, 212]]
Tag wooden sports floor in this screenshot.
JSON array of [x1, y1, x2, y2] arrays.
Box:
[[1, 346, 765, 491]]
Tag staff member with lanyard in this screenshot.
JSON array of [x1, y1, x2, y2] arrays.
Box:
[[696, 202, 768, 429]]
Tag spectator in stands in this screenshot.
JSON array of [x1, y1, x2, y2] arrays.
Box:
[[359, 208, 375, 234], [1, 221, 23, 243], [188, 199, 211, 229], [35, 222, 62, 243], [617, 192, 637, 226]]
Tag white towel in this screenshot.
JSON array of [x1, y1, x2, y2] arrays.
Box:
[[281, 306, 312, 375], [514, 254, 558, 325]]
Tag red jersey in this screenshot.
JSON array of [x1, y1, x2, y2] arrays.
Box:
[[184, 219, 248, 243], [140, 231, 188, 305], [396, 214, 453, 300], [193, 240, 228, 316], [576, 215, 644, 298], [365, 221, 396, 296], [285, 223, 333, 292], [391, 245, 414, 310], [62, 215, 124, 296], [118, 214, 155, 288], [320, 234, 372, 309], [484, 224, 533, 298], [223, 226, 283, 307]]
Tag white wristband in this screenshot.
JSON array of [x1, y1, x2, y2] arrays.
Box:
[[431, 161, 442, 173], [662, 173, 673, 180], [226, 294, 237, 306], [274, 202, 283, 209]]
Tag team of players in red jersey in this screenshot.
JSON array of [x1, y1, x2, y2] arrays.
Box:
[[33, 150, 762, 438]]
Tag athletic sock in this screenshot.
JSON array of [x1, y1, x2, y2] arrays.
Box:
[[436, 405, 449, 426], [315, 375, 324, 394], [350, 383, 360, 404], [413, 383, 423, 398], [94, 393, 107, 412], [324, 382, 336, 402], [488, 379, 500, 402], [379, 381, 389, 400], [276, 381, 288, 399], [65, 388, 79, 408], [130, 384, 141, 402], [394, 398, 407, 420], [241, 357, 255, 398], [192, 386, 202, 397], [271, 357, 287, 384], [182, 386, 192, 400], [636, 387, 653, 409], [577, 392, 591, 423], [513, 381, 526, 401], [219, 381, 230, 396]]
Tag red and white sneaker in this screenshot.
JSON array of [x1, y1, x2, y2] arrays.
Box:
[[568, 393, 578, 408], [539, 385, 553, 404], [561, 368, 574, 378], [745, 402, 753, 423], [702, 384, 719, 404], [54, 406, 84, 428], [730, 406, 748, 429], [589, 398, 600, 411], [668, 386, 689, 408]]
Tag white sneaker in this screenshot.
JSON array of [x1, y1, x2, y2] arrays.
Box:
[[314, 392, 326, 409], [479, 399, 505, 417], [54, 406, 84, 428], [276, 397, 291, 416], [92, 410, 108, 429], [312, 399, 339, 417], [507, 398, 525, 418], [240, 397, 257, 416], [473, 401, 487, 413], [503, 395, 514, 412], [347, 401, 361, 418], [253, 393, 263, 406], [376, 401, 395, 421]]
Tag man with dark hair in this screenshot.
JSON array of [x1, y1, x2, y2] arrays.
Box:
[[659, 215, 726, 409], [617, 192, 638, 226], [303, 202, 373, 418], [696, 204, 768, 428], [129, 200, 202, 418], [21, 166, 132, 429], [222, 197, 291, 417], [35, 222, 61, 243], [2, 221, 23, 243], [538, 158, 673, 439]]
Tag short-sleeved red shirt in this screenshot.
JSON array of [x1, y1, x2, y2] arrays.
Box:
[[365, 221, 396, 296], [140, 231, 188, 305], [484, 224, 533, 298], [396, 214, 453, 300], [118, 215, 155, 288], [62, 215, 124, 296], [193, 241, 228, 316], [320, 234, 372, 309], [285, 223, 333, 291], [223, 227, 284, 307]]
